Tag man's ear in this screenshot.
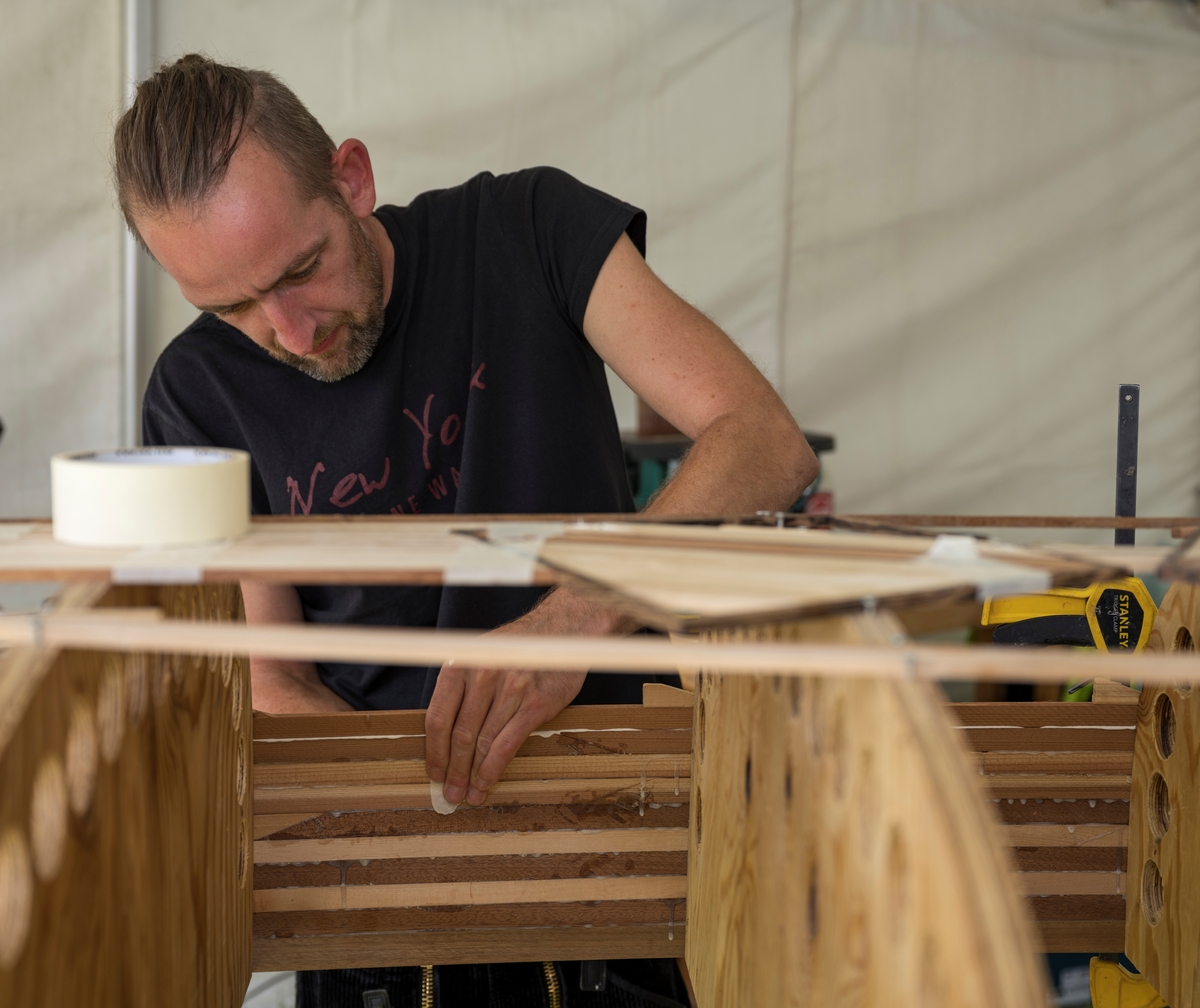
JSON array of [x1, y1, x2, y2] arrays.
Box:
[[331, 139, 377, 220]]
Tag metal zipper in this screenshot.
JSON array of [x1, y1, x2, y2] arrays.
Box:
[[542, 962, 562, 1008], [421, 964, 434, 1008]]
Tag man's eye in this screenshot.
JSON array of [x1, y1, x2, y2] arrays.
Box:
[[218, 303, 252, 317], [288, 260, 320, 283]]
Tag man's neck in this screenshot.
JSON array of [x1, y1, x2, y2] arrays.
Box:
[[364, 213, 395, 307]]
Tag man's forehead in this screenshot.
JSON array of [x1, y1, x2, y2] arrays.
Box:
[[137, 140, 327, 299]]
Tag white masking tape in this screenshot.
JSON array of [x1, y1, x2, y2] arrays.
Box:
[[51, 447, 250, 548]]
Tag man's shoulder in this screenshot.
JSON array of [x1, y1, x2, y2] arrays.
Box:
[[379, 167, 586, 222], [154, 313, 253, 372]]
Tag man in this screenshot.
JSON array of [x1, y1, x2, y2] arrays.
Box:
[[116, 55, 815, 1008]]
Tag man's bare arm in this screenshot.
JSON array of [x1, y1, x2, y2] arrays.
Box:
[[425, 233, 817, 807], [241, 581, 353, 713]]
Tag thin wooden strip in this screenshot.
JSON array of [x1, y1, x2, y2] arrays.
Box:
[[1014, 872, 1126, 896], [253, 705, 692, 740], [252, 925, 686, 972], [842, 515, 1191, 530], [18, 611, 1200, 686], [1000, 824, 1129, 847], [253, 874, 689, 912], [253, 776, 689, 815], [253, 898, 685, 937], [977, 753, 1132, 775], [981, 776, 1132, 799], [254, 729, 693, 764], [254, 754, 691, 788], [950, 703, 1138, 727], [254, 826, 689, 864], [1035, 920, 1124, 954], [962, 728, 1135, 752], [256, 851, 689, 889]]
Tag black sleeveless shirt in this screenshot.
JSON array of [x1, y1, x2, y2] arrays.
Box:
[[143, 167, 645, 710]]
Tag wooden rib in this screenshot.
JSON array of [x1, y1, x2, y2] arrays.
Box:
[[1014, 872, 1125, 896], [1000, 824, 1128, 847], [254, 776, 688, 814], [980, 776, 1131, 799], [254, 728, 693, 764], [254, 754, 690, 788], [254, 826, 689, 864], [254, 874, 689, 912], [976, 752, 1131, 774], [1011, 849, 1125, 873], [960, 728, 1134, 752], [1025, 894, 1128, 920], [253, 705, 692, 740], [252, 925, 686, 972]]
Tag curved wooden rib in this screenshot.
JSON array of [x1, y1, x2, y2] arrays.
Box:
[[686, 612, 1046, 1008]]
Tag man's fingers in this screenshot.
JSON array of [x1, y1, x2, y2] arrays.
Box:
[[464, 686, 526, 804], [424, 663, 466, 783], [440, 670, 498, 805], [467, 707, 547, 805]]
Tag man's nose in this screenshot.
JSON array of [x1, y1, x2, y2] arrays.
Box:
[[260, 295, 315, 356]]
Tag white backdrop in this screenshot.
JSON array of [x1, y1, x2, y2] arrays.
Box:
[[0, 0, 122, 518], [5, 0, 1200, 529]]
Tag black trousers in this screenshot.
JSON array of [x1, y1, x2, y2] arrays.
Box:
[[296, 960, 691, 1008]]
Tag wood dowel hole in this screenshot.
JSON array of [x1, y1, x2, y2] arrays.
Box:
[[29, 755, 68, 883], [1173, 628, 1194, 695], [1142, 859, 1164, 926], [1149, 773, 1171, 840], [236, 736, 247, 805], [1155, 693, 1176, 760], [65, 702, 98, 817]]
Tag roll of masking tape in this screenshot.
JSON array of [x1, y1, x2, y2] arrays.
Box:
[[51, 447, 250, 547]]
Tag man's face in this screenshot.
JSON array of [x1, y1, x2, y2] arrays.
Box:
[[136, 138, 384, 382]]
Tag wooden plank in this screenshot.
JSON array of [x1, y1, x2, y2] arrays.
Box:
[[1036, 921, 1125, 953], [254, 874, 689, 912], [642, 682, 694, 707], [977, 752, 1132, 774], [981, 776, 1132, 799], [1001, 824, 1129, 847], [949, 702, 1138, 727], [253, 753, 691, 788], [839, 516, 1192, 530], [253, 898, 686, 937], [960, 728, 1135, 751], [993, 800, 1130, 825], [1027, 894, 1128, 920], [1011, 849, 1125, 872], [253, 826, 689, 864], [254, 776, 689, 814], [1015, 872, 1125, 896], [256, 851, 689, 889], [252, 925, 686, 971], [254, 728, 693, 764], [685, 612, 1045, 1008], [253, 803, 690, 841], [253, 705, 693, 740]]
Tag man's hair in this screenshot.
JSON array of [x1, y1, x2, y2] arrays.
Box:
[[113, 54, 338, 236]]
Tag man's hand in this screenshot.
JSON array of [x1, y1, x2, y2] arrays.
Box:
[[242, 581, 353, 713], [425, 586, 637, 806]]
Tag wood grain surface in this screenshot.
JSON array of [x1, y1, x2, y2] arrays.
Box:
[[1126, 581, 1200, 1007], [0, 584, 252, 1008]]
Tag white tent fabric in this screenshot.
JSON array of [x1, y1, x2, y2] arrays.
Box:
[[0, 0, 123, 518], [5, 0, 1200, 528]]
